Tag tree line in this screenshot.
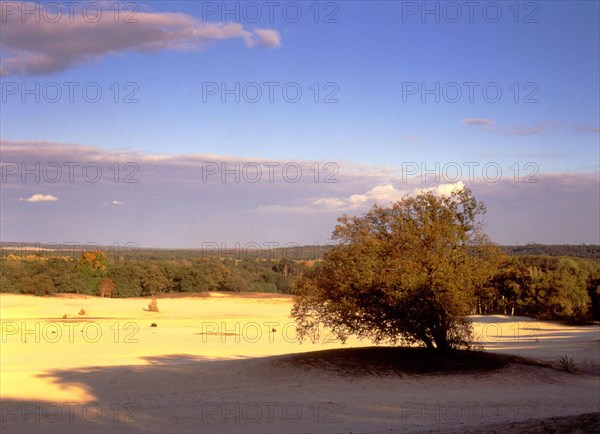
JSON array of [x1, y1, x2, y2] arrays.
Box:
[[478, 255, 600, 321], [500, 244, 600, 259], [1, 246, 598, 323], [4, 242, 598, 261], [0, 252, 307, 298]]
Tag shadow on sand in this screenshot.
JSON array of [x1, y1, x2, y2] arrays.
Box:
[[0, 348, 560, 434]]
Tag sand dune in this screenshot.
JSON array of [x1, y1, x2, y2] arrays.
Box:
[[1, 293, 598, 433]]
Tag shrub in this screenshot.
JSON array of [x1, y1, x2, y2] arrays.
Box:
[[558, 356, 577, 373], [148, 298, 159, 312], [79, 308, 86, 315], [150, 323, 157, 327]]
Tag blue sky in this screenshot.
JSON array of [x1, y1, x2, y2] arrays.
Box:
[[1, 1, 599, 247]]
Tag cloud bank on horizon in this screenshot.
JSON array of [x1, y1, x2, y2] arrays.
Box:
[[1, 140, 598, 247]]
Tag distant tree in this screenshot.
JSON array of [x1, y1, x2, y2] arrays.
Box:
[[536, 258, 591, 319], [0, 260, 24, 293], [140, 265, 169, 296], [77, 250, 107, 273], [77, 250, 108, 292], [173, 260, 227, 292], [490, 258, 534, 316], [292, 188, 502, 351], [220, 269, 249, 292], [98, 277, 115, 297], [107, 263, 144, 297], [0, 274, 15, 292], [39, 259, 88, 294], [20, 273, 57, 295], [264, 271, 294, 293], [272, 259, 296, 276], [250, 281, 278, 293]]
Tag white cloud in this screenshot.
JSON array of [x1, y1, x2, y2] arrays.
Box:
[[419, 181, 465, 197], [313, 182, 465, 210], [19, 194, 58, 202], [111, 200, 124, 205], [347, 184, 406, 206]]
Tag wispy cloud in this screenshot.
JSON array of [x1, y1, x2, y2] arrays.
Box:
[[463, 119, 560, 136], [250, 29, 281, 48], [575, 125, 600, 133], [0, 2, 281, 76], [111, 200, 124, 205], [506, 122, 556, 136], [462, 118, 497, 132], [312, 198, 346, 208], [19, 194, 58, 202]]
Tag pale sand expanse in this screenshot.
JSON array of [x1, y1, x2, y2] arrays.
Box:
[[1, 293, 598, 433]]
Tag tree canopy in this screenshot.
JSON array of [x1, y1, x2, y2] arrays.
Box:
[[291, 188, 503, 351]]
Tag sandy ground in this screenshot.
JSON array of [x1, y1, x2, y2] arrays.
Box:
[[1, 293, 598, 433]]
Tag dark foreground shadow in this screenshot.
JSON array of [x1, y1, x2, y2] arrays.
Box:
[[420, 412, 600, 434], [1, 354, 245, 434], [277, 346, 552, 377], [0, 349, 559, 434]]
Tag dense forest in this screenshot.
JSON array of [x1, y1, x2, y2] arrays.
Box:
[[1, 244, 599, 322]]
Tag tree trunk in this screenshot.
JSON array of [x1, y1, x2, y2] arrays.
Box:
[[421, 334, 434, 350], [433, 325, 449, 352], [434, 335, 449, 352]]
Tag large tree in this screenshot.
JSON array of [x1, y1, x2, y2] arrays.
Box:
[[291, 187, 502, 351]]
